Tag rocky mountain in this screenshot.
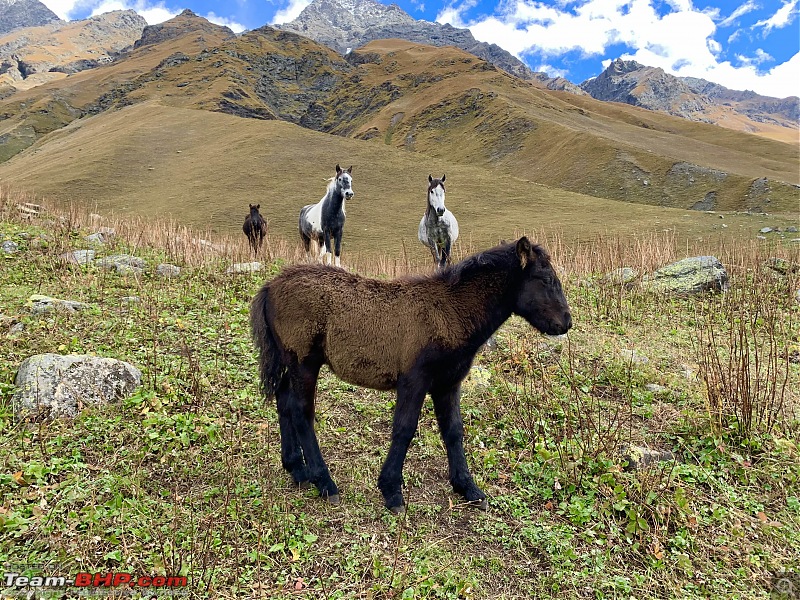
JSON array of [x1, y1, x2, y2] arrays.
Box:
[[275, 0, 554, 84], [582, 58, 799, 130], [0, 10, 147, 91], [276, 0, 794, 138], [0, 0, 60, 35], [133, 9, 234, 49]]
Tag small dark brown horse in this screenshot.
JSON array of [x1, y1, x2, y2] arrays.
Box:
[[250, 237, 572, 513], [243, 204, 268, 257]]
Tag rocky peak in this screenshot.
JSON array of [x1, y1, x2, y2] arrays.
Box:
[[0, 0, 61, 35], [134, 9, 235, 50], [607, 58, 646, 76], [276, 0, 552, 82], [581, 58, 799, 128], [0, 9, 146, 89]]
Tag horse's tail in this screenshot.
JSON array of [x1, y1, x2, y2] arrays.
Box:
[[250, 284, 286, 400]]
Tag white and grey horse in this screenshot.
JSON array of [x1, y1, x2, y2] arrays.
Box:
[[299, 165, 354, 267], [418, 174, 459, 269]]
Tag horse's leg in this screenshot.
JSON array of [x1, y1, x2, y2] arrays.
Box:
[[321, 230, 332, 265], [276, 377, 309, 487], [442, 238, 452, 268], [333, 230, 342, 268], [429, 244, 440, 270], [287, 361, 339, 502], [378, 374, 428, 513], [431, 383, 487, 508]]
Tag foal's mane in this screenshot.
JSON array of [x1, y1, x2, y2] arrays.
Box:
[[432, 241, 549, 286]]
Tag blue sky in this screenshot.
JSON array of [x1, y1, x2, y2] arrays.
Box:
[[40, 0, 800, 98]]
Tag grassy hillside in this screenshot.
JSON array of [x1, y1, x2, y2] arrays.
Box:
[[1, 102, 798, 262], [1, 190, 798, 598], [0, 18, 797, 217]]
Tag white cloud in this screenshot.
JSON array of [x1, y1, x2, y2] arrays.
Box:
[[718, 0, 759, 28], [736, 48, 773, 64], [271, 0, 312, 24], [437, 0, 800, 98], [89, 1, 179, 24], [40, 0, 82, 19], [753, 0, 798, 33], [43, 1, 246, 29], [205, 11, 246, 32], [42, 1, 181, 23], [535, 62, 568, 78]]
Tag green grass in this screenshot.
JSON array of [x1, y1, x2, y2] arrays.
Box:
[[1, 201, 799, 599]]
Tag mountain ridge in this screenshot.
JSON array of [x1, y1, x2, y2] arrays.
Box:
[[277, 0, 797, 138], [0, 10, 147, 91], [582, 58, 798, 131]]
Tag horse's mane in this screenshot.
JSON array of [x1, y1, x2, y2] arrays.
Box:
[[434, 241, 549, 286]]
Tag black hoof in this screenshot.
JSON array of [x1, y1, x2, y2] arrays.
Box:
[[468, 498, 488, 511], [297, 480, 313, 490], [326, 494, 341, 506], [388, 504, 406, 516]]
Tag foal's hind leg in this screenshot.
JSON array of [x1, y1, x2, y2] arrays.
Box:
[[378, 374, 429, 513], [431, 383, 487, 509], [285, 362, 340, 503], [276, 386, 310, 487]]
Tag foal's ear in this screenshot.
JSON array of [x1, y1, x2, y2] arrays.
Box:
[[516, 236, 532, 269], [256, 204, 260, 209], [441, 174, 446, 182], [428, 174, 433, 183], [335, 164, 342, 174], [347, 165, 353, 173]]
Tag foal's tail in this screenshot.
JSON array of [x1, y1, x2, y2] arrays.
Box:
[[250, 285, 287, 400]]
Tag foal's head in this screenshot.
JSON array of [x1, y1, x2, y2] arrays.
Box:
[[513, 237, 572, 336], [334, 164, 354, 200], [249, 204, 261, 217], [427, 174, 446, 217]]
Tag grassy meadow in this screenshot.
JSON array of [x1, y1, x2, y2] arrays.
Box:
[[0, 187, 799, 599]]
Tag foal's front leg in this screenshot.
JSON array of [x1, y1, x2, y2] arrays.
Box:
[[378, 375, 428, 513], [431, 383, 487, 509]]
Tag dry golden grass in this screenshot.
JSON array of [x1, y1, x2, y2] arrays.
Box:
[[4, 185, 796, 280]]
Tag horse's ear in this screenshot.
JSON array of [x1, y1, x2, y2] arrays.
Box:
[[441, 174, 446, 182], [336, 164, 342, 174], [256, 204, 260, 209], [516, 236, 532, 269], [428, 174, 433, 183], [347, 165, 353, 173]]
